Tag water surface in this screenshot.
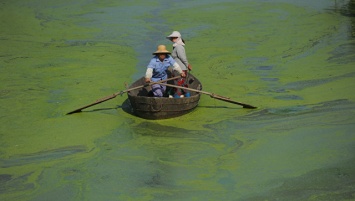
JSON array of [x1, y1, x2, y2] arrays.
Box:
[[1, 0, 354, 200]]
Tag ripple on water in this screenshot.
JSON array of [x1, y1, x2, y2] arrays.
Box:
[[241, 99, 354, 121], [254, 66, 273, 71], [0, 172, 35, 194], [282, 72, 355, 91], [242, 158, 355, 201], [0, 145, 88, 168], [274, 94, 303, 100]]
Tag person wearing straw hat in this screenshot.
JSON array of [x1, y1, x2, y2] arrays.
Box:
[[166, 31, 192, 98], [145, 45, 186, 97]]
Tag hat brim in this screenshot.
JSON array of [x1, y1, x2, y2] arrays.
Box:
[[153, 51, 171, 55], [166, 35, 179, 39]]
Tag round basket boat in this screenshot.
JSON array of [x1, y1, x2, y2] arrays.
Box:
[[127, 73, 202, 119]]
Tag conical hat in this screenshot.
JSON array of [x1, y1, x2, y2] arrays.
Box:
[[153, 45, 171, 55]]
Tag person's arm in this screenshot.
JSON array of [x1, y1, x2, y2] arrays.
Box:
[[172, 62, 185, 77], [145, 68, 153, 82]]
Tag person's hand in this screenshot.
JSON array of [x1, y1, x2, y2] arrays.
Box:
[[145, 77, 151, 83], [180, 71, 186, 78], [187, 64, 192, 71]]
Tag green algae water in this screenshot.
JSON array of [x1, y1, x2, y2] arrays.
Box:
[[1, 0, 354, 200]]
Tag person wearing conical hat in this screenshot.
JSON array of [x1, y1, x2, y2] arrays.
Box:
[[145, 45, 186, 97], [166, 31, 192, 97]]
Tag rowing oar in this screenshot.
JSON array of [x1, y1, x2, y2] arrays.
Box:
[[66, 76, 181, 115], [159, 83, 257, 109]]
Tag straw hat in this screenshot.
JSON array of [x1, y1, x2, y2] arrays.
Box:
[[166, 31, 181, 39], [152, 45, 171, 55]]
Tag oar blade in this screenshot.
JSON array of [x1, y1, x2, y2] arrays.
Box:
[[242, 104, 257, 109], [66, 109, 82, 115], [210, 94, 257, 109]]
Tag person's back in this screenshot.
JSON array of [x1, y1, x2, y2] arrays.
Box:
[[172, 44, 188, 71]]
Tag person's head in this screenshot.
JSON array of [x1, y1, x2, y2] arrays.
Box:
[[166, 31, 185, 44], [169, 37, 178, 43], [156, 53, 166, 61], [152, 45, 171, 61]]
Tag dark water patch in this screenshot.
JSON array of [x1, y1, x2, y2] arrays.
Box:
[[0, 37, 9, 41], [326, 0, 355, 18], [30, 184, 79, 201], [267, 87, 291, 93], [26, 86, 46, 92], [281, 31, 331, 60], [203, 123, 244, 151], [0, 145, 88, 168], [47, 89, 69, 117], [254, 66, 273, 71], [267, 105, 309, 115], [145, 174, 163, 186], [64, 40, 96, 46], [250, 66, 279, 86], [47, 89, 67, 104], [28, 164, 87, 200], [130, 122, 236, 158], [244, 57, 269, 66], [0, 174, 13, 193], [261, 77, 279, 82], [269, 88, 288, 93], [0, 172, 35, 194], [245, 41, 259, 50], [134, 122, 206, 139], [238, 105, 310, 123], [32, 58, 78, 68], [0, 174, 12, 183], [328, 42, 355, 63], [61, 168, 82, 181], [0, 90, 10, 98], [241, 99, 354, 121], [34, 10, 59, 22], [3, 56, 31, 64], [274, 94, 303, 100], [132, 120, 244, 156], [198, 105, 239, 109], [218, 171, 237, 190], [242, 157, 355, 201], [312, 98, 354, 113], [279, 72, 355, 91], [283, 45, 313, 59]]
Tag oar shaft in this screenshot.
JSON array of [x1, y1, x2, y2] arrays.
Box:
[[155, 82, 211, 95], [66, 95, 117, 114], [66, 76, 180, 114], [158, 82, 257, 109]]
